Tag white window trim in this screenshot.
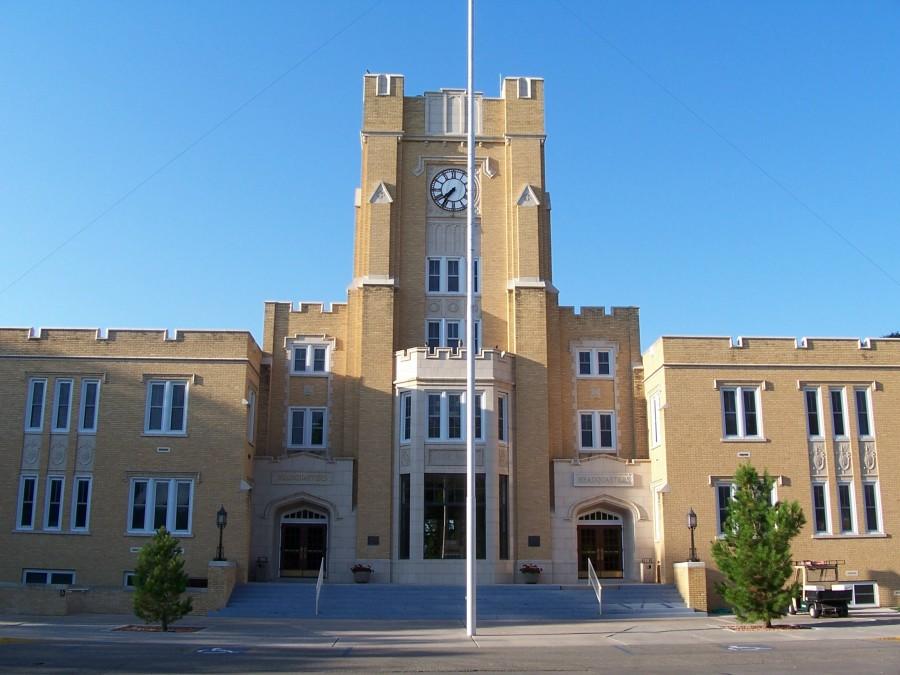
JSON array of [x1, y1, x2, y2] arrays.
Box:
[[578, 410, 617, 453], [836, 481, 857, 534], [246, 388, 257, 445], [399, 392, 412, 443], [16, 473, 39, 531], [143, 380, 189, 436], [829, 387, 849, 440], [43, 475, 65, 531], [425, 256, 479, 295], [847, 582, 880, 608], [78, 378, 101, 434], [497, 393, 509, 444], [425, 319, 480, 353], [51, 379, 74, 433], [861, 480, 883, 534], [721, 385, 763, 439], [854, 386, 875, 439], [127, 478, 195, 536], [517, 76, 532, 99], [70, 475, 93, 532], [811, 482, 832, 535], [290, 343, 331, 376], [652, 485, 663, 542], [123, 571, 137, 590], [649, 392, 662, 448], [287, 407, 329, 449], [715, 481, 736, 537], [425, 91, 483, 135], [803, 386, 823, 439], [22, 569, 75, 586], [24, 377, 47, 432], [375, 73, 391, 96], [574, 348, 615, 379], [425, 391, 482, 443]]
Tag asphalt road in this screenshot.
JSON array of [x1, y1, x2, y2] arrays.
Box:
[[1, 611, 899, 674]]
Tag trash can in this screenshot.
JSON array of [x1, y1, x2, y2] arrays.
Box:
[[640, 558, 654, 583]]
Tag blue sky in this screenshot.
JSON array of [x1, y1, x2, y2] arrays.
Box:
[[2, 1, 898, 349]]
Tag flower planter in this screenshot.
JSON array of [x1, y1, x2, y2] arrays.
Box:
[[353, 569, 372, 584], [522, 571, 540, 584]]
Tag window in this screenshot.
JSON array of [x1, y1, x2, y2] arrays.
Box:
[[52, 379, 73, 432], [16, 475, 38, 530], [425, 319, 479, 353], [23, 570, 75, 585], [716, 483, 735, 534], [497, 393, 508, 443], [291, 344, 329, 374], [499, 475, 510, 560], [43, 476, 64, 531], [579, 411, 616, 452], [288, 407, 327, 449], [804, 387, 821, 438], [144, 380, 188, 434], [425, 257, 478, 295], [423, 473, 485, 559], [246, 389, 257, 444], [575, 348, 614, 378], [474, 393, 483, 440], [517, 76, 532, 99], [649, 392, 661, 447], [829, 388, 847, 438], [425, 91, 482, 135], [862, 481, 881, 533], [25, 378, 47, 432], [425, 391, 481, 442], [399, 474, 410, 559], [848, 582, 879, 607], [721, 386, 761, 438], [376, 73, 391, 96], [400, 392, 412, 443], [837, 482, 855, 533], [811, 483, 830, 534], [79, 379, 101, 433], [428, 258, 441, 292], [128, 478, 194, 534], [71, 476, 92, 531], [123, 572, 137, 589], [855, 388, 872, 437], [473, 258, 480, 294]]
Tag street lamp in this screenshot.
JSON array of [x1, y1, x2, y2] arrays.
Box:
[[687, 507, 698, 562], [215, 505, 228, 561]]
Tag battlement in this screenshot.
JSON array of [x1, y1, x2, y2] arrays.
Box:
[[395, 347, 515, 385]]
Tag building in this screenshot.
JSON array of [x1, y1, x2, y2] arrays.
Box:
[[1, 74, 897, 613], [644, 336, 898, 608]]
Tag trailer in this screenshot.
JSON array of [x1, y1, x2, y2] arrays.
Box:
[[787, 560, 851, 618]]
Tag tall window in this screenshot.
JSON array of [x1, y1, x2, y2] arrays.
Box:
[[579, 411, 616, 452], [855, 387, 872, 437], [25, 378, 47, 432], [246, 389, 257, 444], [288, 407, 327, 449], [292, 344, 329, 374], [811, 483, 829, 534], [425, 319, 479, 353], [425, 257, 471, 294], [837, 482, 855, 533], [716, 483, 735, 534], [862, 482, 881, 533], [428, 259, 441, 292], [71, 476, 92, 531], [128, 478, 193, 534], [497, 394, 508, 443], [400, 392, 412, 442], [425, 391, 480, 441], [649, 392, 661, 447], [79, 379, 101, 433], [721, 386, 761, 438], [52, 379, 73, 432], [43, 476, 64, 530], [804, 387, 821, 438], [399, 474, 410, 559], [829, 388, 847, 438], [144, 380, 188, 434], [423, 473, 485, 559], [16, 475, 38, 530], [499, 475, 510, 560], [575, 348, 614, 378]]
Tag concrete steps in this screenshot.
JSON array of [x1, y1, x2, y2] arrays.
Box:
[[211, 582, 698, 620]]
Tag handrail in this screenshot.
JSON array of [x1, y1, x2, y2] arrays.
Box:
[[315, 557, 325, 616], [587, 558, 602, 616]]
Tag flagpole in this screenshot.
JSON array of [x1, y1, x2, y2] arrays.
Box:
[[465, 0, 477, 638]]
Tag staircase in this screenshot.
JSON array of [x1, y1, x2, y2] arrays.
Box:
[[211, 582, 698, 620]]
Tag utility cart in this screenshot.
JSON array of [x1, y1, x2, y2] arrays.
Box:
[[788, 560, 852, 618]]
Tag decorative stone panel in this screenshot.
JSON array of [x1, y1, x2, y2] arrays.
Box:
[[21, 434, 42, 471], [498, 445, 509, 470], [861, 441, 877, 476], [48, 435, 68, 471], [76, 436, 97, 472], [427, 447, 484, 468], [834, 441, 852, 477], [400, 446, 411, 469], [808, 441, 826, 477]]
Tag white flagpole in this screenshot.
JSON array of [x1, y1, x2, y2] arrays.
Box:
[[465, 0, 477, 638]]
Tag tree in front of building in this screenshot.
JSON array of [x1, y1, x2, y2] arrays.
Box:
[[133, 527, 193, 631], [711, 463, 806, 628]]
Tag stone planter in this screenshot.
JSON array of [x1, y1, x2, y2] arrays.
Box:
[[522, 571, 540, 584], [352, 569, 372, 584]]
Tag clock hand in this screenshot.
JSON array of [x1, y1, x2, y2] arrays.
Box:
[[441, 186, 457, 205]]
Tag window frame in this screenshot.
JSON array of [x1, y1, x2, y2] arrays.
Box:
[[375, 73, 391, 96], [400, 392, 412, 443], [24, 377, 48, 432], [70, 475, 93, 532], [78, 378, 101, 434], [425, 256, 479, 296], [127, 478, 195, 535], [829, 387, 848, 439], [854, 387, 874, 439], [649, 392, 662, 447], [715, 482, 736, 535], [287, 407, 328, 450], [862, 480, 882, 534], [51, 378, 74, 433], [290, 344, 330, 376], [574, 348, 615, 379], [246, 388, 257, 445], [22, 569, 75, 586], [811, 482, 831, 534], [43, 475, 65, 531], [720, 385, 762, 439], [578, 410, 616, 453], [497, 393, 508, 443], [424, 390, 482, 443], [143, 379, 189, 436], [16, 474, 39, 531], [837, 481, 856, 534], [425, 319, 479, 354], [803, 387, 822, 439]]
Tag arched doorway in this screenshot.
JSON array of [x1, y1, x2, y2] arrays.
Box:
[[577, 509, 623, 579], [279, 506, 328, 578]]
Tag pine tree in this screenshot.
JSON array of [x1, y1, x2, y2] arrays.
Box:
[[133, 527, 193, 631], [711, 463, 806, 627]]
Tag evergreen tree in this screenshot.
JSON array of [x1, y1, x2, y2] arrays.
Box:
[[711, 463, 806, 627], [133, 527, 193, 631]]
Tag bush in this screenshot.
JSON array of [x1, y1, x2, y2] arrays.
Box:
[[133, 527, 193, 631]]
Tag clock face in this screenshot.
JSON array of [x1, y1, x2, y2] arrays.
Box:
[[430, 168, 473, 212]]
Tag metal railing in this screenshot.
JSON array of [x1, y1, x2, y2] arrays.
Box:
[[587, 558, 603, 616], [315, 557, 325, 616]]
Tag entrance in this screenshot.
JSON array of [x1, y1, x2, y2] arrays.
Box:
[[279, 507, 327, 578], [577, 510, 624, 579]]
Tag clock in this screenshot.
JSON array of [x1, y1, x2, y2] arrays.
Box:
[[430, 168, 474, 212]]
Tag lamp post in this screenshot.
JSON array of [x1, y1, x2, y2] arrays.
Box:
[[215, 505, 228, 561], [687, 507, 698, 562]]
